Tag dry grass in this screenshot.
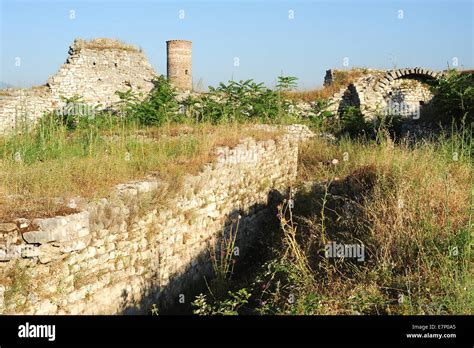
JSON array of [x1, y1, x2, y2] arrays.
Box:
[[284, 85, 340, 102], [286, 132, 473, 314], [0, 85, 50, 97], [73, 38, 140, 52], [284, 68, 368, 102], [0, 123, 282, 221]]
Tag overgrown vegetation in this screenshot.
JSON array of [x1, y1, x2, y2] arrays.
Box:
[[188, 71, 474, 315], [73, 38, 141, 52], [0, 100, 280, 220], [192, 124, 473, 315], [116, 75, 181, 126], [183, 77, 298, 124], [0, 74, 305, 218], [425, 69, 474, 126]]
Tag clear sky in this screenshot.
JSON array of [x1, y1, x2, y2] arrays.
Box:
[[0, 0, 473, 90]]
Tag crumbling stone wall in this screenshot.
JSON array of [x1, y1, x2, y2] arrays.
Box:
[[327, 67, 440, 119], [0, 87, 57, 133], [0, 38, 156, 134], [0, 125, 314, 315]]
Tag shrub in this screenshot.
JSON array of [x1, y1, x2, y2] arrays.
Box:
[[276, 76, 298, 91], [307, 97, 335, 128], [193, 79, 296, 124], [338, 106, 371, 137], [428, 70, 474, 125], [55, 95, 105, 131], [116, 75, 179, 126]]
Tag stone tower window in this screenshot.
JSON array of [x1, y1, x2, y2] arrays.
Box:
[[115, 63, 118, 68], [185, 69, 188, 75]]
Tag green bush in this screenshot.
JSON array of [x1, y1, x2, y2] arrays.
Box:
[[192, 78, 296, 124], [428, 70, 474, 125], [55, 95, 105, 131], [115, 76, 299, 125], [308, 97, 335, 128], [116, 75, 180, 126], [339, 106, 371, 137]]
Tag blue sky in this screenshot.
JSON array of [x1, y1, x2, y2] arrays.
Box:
[[1, 0, 473, 89]]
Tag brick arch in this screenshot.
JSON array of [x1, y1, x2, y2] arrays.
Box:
[[375, 67, 441, 94]]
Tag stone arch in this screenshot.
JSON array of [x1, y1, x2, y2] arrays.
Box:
[[372, 68, 442, 119], [375, 67, 441, 94], [327, 67, 442, 119]]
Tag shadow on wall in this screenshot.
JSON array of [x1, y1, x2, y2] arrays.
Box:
[[118, 189, 286, 315], [336, 74, 435, 119], [337, 84, 361, 115]]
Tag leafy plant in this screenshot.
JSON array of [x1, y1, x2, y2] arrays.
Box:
[[276, 76, 298, 92], [56, 95, 103, 130], [194, 79, 295, 123], [117, 75, 179, 126], [308, 97, 335, 128], [339, 106, 371, 137], [428, 70, 474, 125], [192, 289, 251, 315]]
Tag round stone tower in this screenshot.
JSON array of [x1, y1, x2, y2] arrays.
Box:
[[166, 40, 192, 92]]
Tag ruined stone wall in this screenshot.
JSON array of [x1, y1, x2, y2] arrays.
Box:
[[0, 38, 156, 134], [381, 78, 433, 118], [0, 87, 57, 133], [0, 125, 313, 315], [327, 67, 439, 119]]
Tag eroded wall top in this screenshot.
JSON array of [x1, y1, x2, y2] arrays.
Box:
[[0, 38, 157, 133]]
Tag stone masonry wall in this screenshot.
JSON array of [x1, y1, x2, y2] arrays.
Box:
[[0, 38, 156, 134], [327, 67, 440, 119], [0, 125, 314, 315]]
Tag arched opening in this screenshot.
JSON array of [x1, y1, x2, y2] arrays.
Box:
[[383, 77, 433, 118]]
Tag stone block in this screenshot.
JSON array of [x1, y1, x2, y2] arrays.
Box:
[[58, 234, 91, 253], [23, 211, 90, 244]]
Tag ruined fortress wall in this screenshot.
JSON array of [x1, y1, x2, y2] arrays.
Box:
[[327, 68, 438, 119], [377, 78, 433, 117], [0, 87, 57, 133], [47, 39, 156, 104], [166, 40, 192, 92], [0, 125, 313, 315], [0, 39, 156, 134]]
